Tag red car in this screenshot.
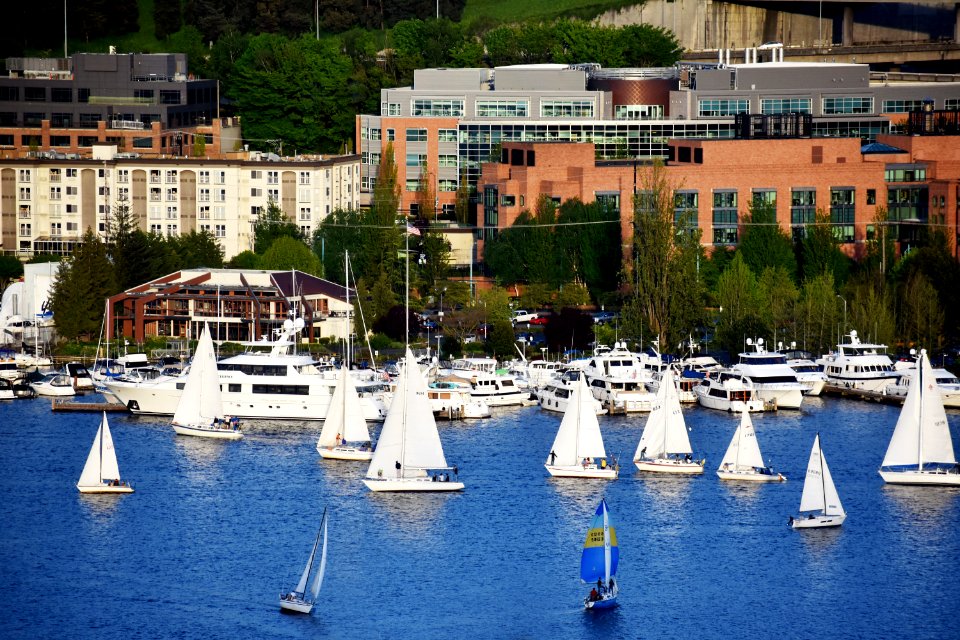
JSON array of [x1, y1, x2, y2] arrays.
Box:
[[530, 315, 551, 326]]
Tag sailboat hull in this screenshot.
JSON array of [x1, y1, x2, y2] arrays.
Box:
[[717, 469, 785, 482], [791, 513, 846, 529], [77, 482, 134, 494], [584, 591, 618, 610], [879, 469, 960, 486], [634, 458, 704, 474], [172, 422, 243, 440], [545, 464, 618, 479], [317, 446, 373, 461], [363, 477, 464, 492], [279, 597, 313, 614]]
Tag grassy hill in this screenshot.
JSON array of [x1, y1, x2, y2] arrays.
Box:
[[462, 0, 639, 23]]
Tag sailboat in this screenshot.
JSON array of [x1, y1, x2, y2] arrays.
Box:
[[317, 251, 373, 460], [545, 374, 618, 479], [280, 508, 329, 614], [317, 365, 373, 460], [171, 323, 242, 440], [581, 498, 619, 610], [363, 227, 462, 492], [364, 350, 463, 491], [76, 412, 134, 494], [634, 367, 704, 474], [791, 433, 846, 529], [716, 409, 785, 482], [879, 348, 960, 486]]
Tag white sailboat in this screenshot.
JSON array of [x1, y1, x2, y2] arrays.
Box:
[[172, 323, 242, 440], [76, 412, 134, 494], [280, 508, 329, 614], [317, 365, 373, 460], [634, 367, 704, 474], [363, 348, 463, 491], [317, 251, 373, 460], [544, 374, 618, 479], [716, 410, 785, 482], [879, 349, 960, 486], [791, 433, 846, 529]]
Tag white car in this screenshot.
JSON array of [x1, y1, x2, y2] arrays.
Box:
[[511, 310, 538, 325]]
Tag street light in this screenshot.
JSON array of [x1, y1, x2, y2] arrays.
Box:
[[837, 294, 847, 335]]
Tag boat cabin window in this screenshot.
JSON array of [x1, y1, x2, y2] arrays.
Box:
[[219, 363, 288, 376], [501, 380, 515, 387], [252, 384, 309, 395], [228, 383, 241, 392]]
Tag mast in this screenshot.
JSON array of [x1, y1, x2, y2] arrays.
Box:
[[98, 419, 104, 483], [735, 417, 742, 470], [344, 250, 349, 421], [818, 433, 827, 515], [602, 500, 611, 584], [918, 351, 924, 472], [400, 229, 410, 474]]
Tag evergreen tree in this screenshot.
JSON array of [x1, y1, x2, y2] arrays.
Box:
[[738, 199, 797, 282], [0, 255, 23, 291], [254, 200, 303, 254], [49, 230, 117, 342], [260, 236, 323, 276], [716, 253, 765, 352]]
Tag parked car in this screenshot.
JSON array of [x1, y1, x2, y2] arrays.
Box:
[[530, 315, 551, 326], [511, 309, 539, 325], [591, 311, 618, 325]]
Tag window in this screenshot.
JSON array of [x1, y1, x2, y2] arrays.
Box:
[[199, 188, 211, 202], [166, 188, 178, 201], [698, 99, 749, 117], [214, 206, 225, 220], [752, 189, 776, 207], [215, 189, 225, 202], [50, 222, 62, 236], [19, 223, 31, 237], [411, 99, 464, 117], [540, 99, 594, 118], [66, 168, 77, 178], [438, 128, 457, 143], [438, 154, 458, 168], [500, 194, 516, 207], [25, 87, 46, 102], [822, 97, 873, 115], [160, 90, 181, 104], [299, 207, 311, 221], [614, 105, 663, 120], [166, 206, 178, 219], [150, 170, 161, 183], [674, 191, 698, 229], [712, 190, 738, 245], [165, 170, 177, 183], [19, 187, 30, 200], [405, 179, 421, 192], [18, 169, 31, 182], [386, 129, 395, 141], [199, 206, 211, 220], [406, 128, 427, 142], [0, 87, 19, 101], [298, 171, 310, 185], [214, 171, 225, 184], [885, 165, 926, 182], [51, 112, 72, 127], [791, 189, 816, 224], [476, 100, 529, 118], [439, 179, 457, 192], [406, 153, 427, 167], [50, 187, 61, 200], [830, 187, 855, 242], [51, 88, 72, 103], [251, 188, 262, 197], [66, 222, 78, 232], [267, 189, 279, 201], [199, 170, 210, 184], [866, 189, 876, 205], [882, 99, 925, 114], [19, 205, 30, 217], [267, 171, 279, 185], [166, 224, 178, 236], [150, 224, 162, 234], [947, 98, 960, 110], [49, 168, 61, 182], [215, 224, 226, 238], [369, 128, 381, 140], [761, 98, 811, 114], [66, 204, 77, 214], [250, 170, 262, 180], [150, 188, 161, 202]]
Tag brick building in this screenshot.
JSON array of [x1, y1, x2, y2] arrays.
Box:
[[478, 133, 960, 263]]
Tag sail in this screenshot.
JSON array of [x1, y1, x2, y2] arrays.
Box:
[[798, 434, 826, 513], [637, 368, 690, 459], [78, 412, 121, 485], [295, 521, 322, 596], [366, 349, 447, 479], [719, 410, 765, 470], [580, 499, 619, 583], [547, 375, 606, 466], [310, 511, 328, 601], [318, 367, 371, 447], [820, 442, 844, 516], [172, 324, 224, 427], [882, 351, 956, 469]]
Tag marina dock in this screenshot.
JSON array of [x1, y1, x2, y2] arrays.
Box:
[[822, 385, 905, 406], [51, 399, 129, 412]]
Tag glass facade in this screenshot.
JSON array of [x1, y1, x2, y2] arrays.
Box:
[[476, 100, 529, 118], [822, 97, 874, 115], [881, 99, 925, 113], [698, 99, 749, 117], [790, 188, 816, 240], [540, 100, 595, 118], [412, 99, 464, 117], [712, 190, 738, 245], [614, 105, 663, 120], [761, 98, 811, 114], [830, 187, 856, 242]]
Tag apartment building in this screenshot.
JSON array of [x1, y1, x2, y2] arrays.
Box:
[[356, 54, 960, 217], [478, 128, 960, 264], [0, 52, 233, 158], [0, 145, 360, 259]]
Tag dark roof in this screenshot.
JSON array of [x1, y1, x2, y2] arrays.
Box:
[[861, 142, 907, 154], [271, 270, 353, 302]]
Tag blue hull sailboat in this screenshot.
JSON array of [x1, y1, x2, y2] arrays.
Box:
[[581, 498, 619, 610]]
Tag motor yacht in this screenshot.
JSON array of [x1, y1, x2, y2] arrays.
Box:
[[694, 371, 766, 412], [816, 330, 898, 392], [731, 338, 805, 409]]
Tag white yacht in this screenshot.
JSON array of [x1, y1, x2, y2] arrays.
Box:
[[426, 379, 491, 419], [886, 362, 960, 408], [441, 357, 531, 407], [694, 371, 766, 413], [787, 358, 828, 396], [536, 369, 605, 415], [509, 358, 563, 388], [581, 341, 656, 412], [731, 338, 805, 409], [104, 319, 387, 421], [816, 330, 898, 392]]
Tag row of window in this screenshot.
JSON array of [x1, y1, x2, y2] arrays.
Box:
[[381, 99, 597, 119], [698, 97, 960, 118], [0, 86, 181, 104], [16, 167, 356, 188]]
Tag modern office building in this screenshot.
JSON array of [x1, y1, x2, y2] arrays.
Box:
[[478, 125, 960, 264], [0, 52, 237, 158], [356, 52, 960, 217], [0, 145, 360, 259], [107, 268, 355, 343]]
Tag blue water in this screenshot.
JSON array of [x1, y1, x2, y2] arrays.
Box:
[[1, 396, 959, 639]]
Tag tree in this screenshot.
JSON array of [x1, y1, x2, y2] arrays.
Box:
[[757, 266, 799, 346], [737, 199, 797, 282], [845, 272, 895, 348], [254, 200, 302, 254], [259, 236, 323, 276], [544, 308, 594, 354], [49, 230, 117, 342], [898, 271, 944, 351], [0, 255, 23, 292], [227, 250, 260, 269], [716, 253, 764, 351], [372, 304, 421, 342], [800, 209, 851, 285], [417, 231, 451, 296], [169, 230, 225, 269], [795, 273, 839, 356], [487, 319, 516, 359], [555, 282, 590, 308], [454, 171, 473, 225]]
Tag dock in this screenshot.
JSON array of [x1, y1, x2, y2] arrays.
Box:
[[822, 385, 905, 406], [51, 399, 129, 412]]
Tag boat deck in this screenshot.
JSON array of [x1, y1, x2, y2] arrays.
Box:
[[822, 385, 904, 406], [51, 399, 129, 412]]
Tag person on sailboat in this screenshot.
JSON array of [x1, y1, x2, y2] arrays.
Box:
[[395, 460, 401, 478], [589, 587, 599, 601]]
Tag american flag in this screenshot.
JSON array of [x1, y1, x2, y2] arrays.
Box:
[[406, 224, 421, 236]]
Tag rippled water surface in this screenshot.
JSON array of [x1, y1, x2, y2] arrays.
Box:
[[1, 395, 959, 639]]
